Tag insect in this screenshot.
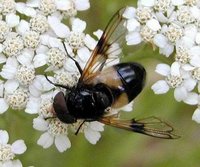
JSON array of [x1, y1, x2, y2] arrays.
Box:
[[45, 7, 179, 139]]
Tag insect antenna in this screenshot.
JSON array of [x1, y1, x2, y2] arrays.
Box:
[[44, 74, 71, 90], [62, 41, 83, 75], [75, 120, 86, 135]]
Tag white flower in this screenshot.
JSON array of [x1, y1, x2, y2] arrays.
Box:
[[33, 117, 71, 152], [48, 16, 70, 38], [30, 14, 49, 34], [29, 75, 54, 98], [70, 121, 104, 145], [1, 57, 35, 87], [46, 47, 67, 71], [0, 0, 16, 15], [56, 0, 90, 18], [152, 62, 196, 102], [65, 18, 86, 50], [0, 130, 26, 166], [16, 2, 36, 17], [3, 34, 24, 57]]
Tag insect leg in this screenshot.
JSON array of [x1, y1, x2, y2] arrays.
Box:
[[75, 120, 86, 135], [44, 74, 71, 90], [62, 41, 83, 75]]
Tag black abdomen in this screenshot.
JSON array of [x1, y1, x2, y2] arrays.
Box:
[[114, 62, 146, 102]]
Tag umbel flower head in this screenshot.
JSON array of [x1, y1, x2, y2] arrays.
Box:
[[0, 0, 136, 153], [0, 0, 199, 160], [0, 130, 27, 167], [120, 0, 200, 123]]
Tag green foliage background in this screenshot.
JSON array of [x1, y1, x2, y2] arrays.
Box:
[[1, 0, 200, 166]]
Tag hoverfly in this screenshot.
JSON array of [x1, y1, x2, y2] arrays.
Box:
[[45, 7, 179, 139]]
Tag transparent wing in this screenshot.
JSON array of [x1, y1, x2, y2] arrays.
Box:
[[80, 7, 128, 83], [99, 116, 180, 139]]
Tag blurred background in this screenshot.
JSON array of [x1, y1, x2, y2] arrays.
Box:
[[1, 0, 200, 166]]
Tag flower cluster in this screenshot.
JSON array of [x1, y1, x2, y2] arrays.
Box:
[[0, 0, 135, 156], [121, 1, 200, 124], [1, 0, 200, 163], [0, 130, 27, 167]]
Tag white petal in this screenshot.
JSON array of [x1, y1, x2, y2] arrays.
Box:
[[184, 25, 197, 40], [4, 80, 19, 94], [33, 54, 47, 68], [26, 0, 40, 7], [198, 83, 200, 93], [182, 64, 195, 71], [171, 0, 184, 5], [55, 0, 71, 10], [89, 122, 104, 132], [120, 101, 134, 112], [84, 128, 101, 145], [151, 80, 170, 94], [155, 63, 170, 76], [0, 99, 9, 114], [84, 34, 97, 50], [40, 34, 50, 46], [93, 29, 103, 39], [64, 58, 78, 72], [1, 57, 18, 79], [155, 12, 169, 23], [11, 140, 27, 154], [24, 6, 37, 17], [170, 62, 180, 76], [147, 19, 161, 31], [77, 47, 91, 63], [16, 3, 36, 17], [16, 20, 30, 35], [174, 87, 187, 102], [180, 36, 194, 49], [183, 92, 198, 105], [192, 108, 200, 123], [183, 78, 196, 91], [55, 135, 71, 152], [126, 18, 140, 32], [189, 46, 200, 57], [48, 16, 70, 38], [2, 160, 13, 167], [29, 84, 41, 97], [0, 81, 4, 97], [190, 55, 200, 67], [159, 43, 174, 57], [33, 117, 48, 131], [48, 37, 62, 48], [0, 54, 7, 64], [40, 75, 55, 91], [6, 14, 20, 27], [17, 49, 34, 66], [25, 97, 40, 114], [16, 3, 26, 14], [37, 132, 54, 148], [122, 7, 136, 19], [4, 57, 18, 67], [153, 34, 168, 48], [126, 32, 142, 45], [190, 6, 200, 19], [12, 159, 23, 167], [195, 33, 200, 45], [140, 0, 155, 6], [74, 0, 90, 11], [0, 130, 9, 144], [72, 18, 86, 32]]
